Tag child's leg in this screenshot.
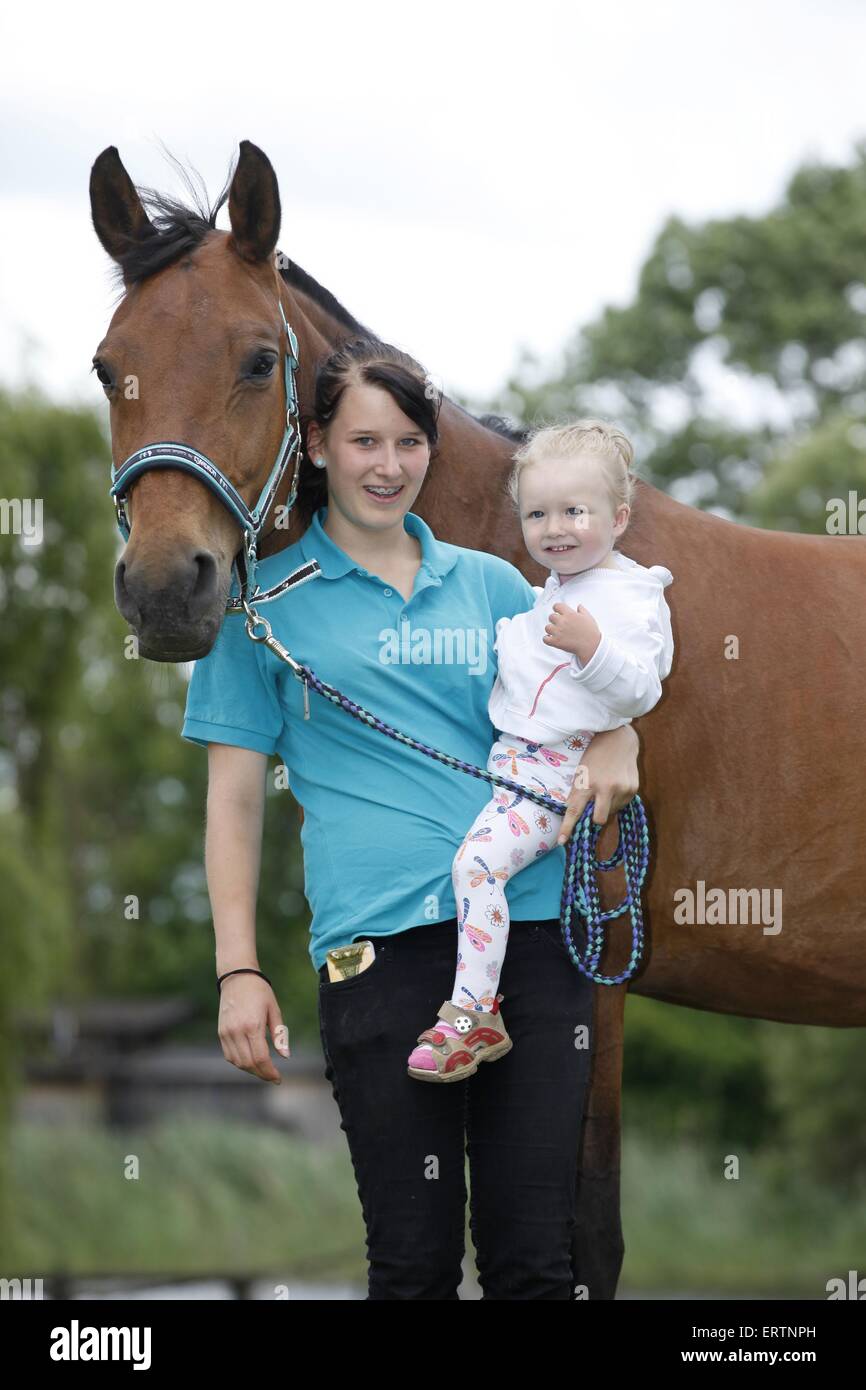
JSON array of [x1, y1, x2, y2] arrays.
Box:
[[448, 794, 531, 1011], [449, 731, 594, 1012], [407, 732, 593, 1072], [405, 733, 589, 1078], [405, 793, 540, 1073]]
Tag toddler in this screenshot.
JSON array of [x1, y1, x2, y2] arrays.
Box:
[[407, 419, 674, 1081]]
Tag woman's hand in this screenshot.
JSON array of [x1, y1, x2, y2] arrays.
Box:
[[217, 973, 289, 1084], [556, 723, 640, 842]]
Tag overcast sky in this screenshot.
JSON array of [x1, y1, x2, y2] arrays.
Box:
[[2, 0, 865, 414]]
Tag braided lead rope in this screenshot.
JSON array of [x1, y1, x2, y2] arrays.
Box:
[[294, 661, 650, 985]]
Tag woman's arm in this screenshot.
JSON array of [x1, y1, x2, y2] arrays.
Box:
[[206, 743, 288, 1083], [555, 722, 640, 842]]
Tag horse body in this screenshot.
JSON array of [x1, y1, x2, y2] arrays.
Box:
[[620, 484, 866, 1026], [418, 431, 866, 1026], [90, 141, 866, 1299]]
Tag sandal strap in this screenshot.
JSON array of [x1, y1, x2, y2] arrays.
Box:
[[416, 1027, 448, 1047], [437, 1000, 498, 1029], [414, 1036, 477, 1074]]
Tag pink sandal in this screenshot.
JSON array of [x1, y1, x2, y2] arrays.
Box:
[[407, 996, 512, 1082]]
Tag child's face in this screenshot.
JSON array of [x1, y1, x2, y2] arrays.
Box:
[[518, 454, 628, 576]]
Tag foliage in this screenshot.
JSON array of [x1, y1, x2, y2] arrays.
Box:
[[479, 142, 866, 531], [0, 385, 315, 1251]]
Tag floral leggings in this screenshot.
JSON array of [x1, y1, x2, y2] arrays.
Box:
[[449, 729, 594, 1011]]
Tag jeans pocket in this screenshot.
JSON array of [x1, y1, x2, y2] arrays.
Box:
[[318, 937, 390, 995]]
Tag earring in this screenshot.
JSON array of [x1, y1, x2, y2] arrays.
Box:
[[313, 456, 327, 469]]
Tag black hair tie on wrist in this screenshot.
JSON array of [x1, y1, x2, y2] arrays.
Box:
[[217, 967, 272, 996]]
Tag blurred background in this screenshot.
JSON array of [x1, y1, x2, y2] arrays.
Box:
[[2, 0, 866, 1297]]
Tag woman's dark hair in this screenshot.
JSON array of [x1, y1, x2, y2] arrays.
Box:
[[295, 337, 442, 530]]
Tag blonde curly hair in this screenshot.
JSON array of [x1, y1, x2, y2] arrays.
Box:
[[506, 418, 636, 521]]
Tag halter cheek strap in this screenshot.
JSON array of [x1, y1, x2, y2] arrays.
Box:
[[108, 301, 312, 611]]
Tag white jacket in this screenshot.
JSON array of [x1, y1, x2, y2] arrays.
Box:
[[488, 551, 674, 744]]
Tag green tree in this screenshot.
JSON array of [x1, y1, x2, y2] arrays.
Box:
[[480, 142, 866, 530]]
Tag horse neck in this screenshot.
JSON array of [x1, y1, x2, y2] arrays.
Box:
[[261, 275, 688, 576], [260, 284, 533, 568], [620, 476, 667, 563], [619, 475, 722, 572]]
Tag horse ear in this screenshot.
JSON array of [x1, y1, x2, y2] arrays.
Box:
[[89, 146, 156, 266], [227, 140, 281, 264]]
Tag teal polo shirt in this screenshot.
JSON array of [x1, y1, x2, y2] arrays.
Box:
[[181, 505, 565, 973]]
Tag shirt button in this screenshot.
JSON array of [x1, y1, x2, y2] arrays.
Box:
[[383, 587, 392, 596]]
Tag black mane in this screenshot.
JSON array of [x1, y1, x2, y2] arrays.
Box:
[[475, 413, 529, 444], [278, 259, 376, 339]]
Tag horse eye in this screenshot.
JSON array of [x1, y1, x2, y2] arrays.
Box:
[[92, 359, 113, 388], [249, 353, 277, 378]]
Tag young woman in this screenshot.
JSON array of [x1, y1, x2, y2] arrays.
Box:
[[181, 336, 641, 1300]]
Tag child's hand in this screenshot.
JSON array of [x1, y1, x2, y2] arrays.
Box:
[[543, 602, 602, 664]]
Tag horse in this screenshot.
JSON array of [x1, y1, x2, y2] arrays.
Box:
[[90, 140, 866, 1299]]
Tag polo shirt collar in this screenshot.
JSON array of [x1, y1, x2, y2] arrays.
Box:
[[301, 505, 457, 583]]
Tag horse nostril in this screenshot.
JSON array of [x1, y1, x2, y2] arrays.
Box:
[[113, 557, 142, 627], [189, 551, 218, 608]]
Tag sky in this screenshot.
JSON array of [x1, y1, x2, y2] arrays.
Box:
[[2, 0, 866, 414]]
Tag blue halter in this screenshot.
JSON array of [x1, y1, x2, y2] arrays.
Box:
[[108, 301, 304, 611]]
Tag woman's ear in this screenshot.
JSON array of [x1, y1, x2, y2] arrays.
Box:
[[306, 423, 323, 460]]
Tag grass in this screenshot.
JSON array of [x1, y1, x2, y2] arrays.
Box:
[[620, 1135, 865, 1297], [6, 1119, 368, 1284], [5, 1119, 863, 1296]]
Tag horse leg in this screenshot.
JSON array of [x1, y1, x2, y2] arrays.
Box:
[[571, 982, 627, 1299]]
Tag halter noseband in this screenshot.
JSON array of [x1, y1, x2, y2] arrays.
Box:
[[108, 300, 311, 613]]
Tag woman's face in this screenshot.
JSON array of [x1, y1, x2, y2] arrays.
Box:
[[307, 383, 431, 534]]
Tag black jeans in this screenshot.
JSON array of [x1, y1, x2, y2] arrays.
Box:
[[317, 916, 593, 1300]]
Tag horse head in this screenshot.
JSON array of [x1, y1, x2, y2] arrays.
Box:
[[90, 140, 306, 661]]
